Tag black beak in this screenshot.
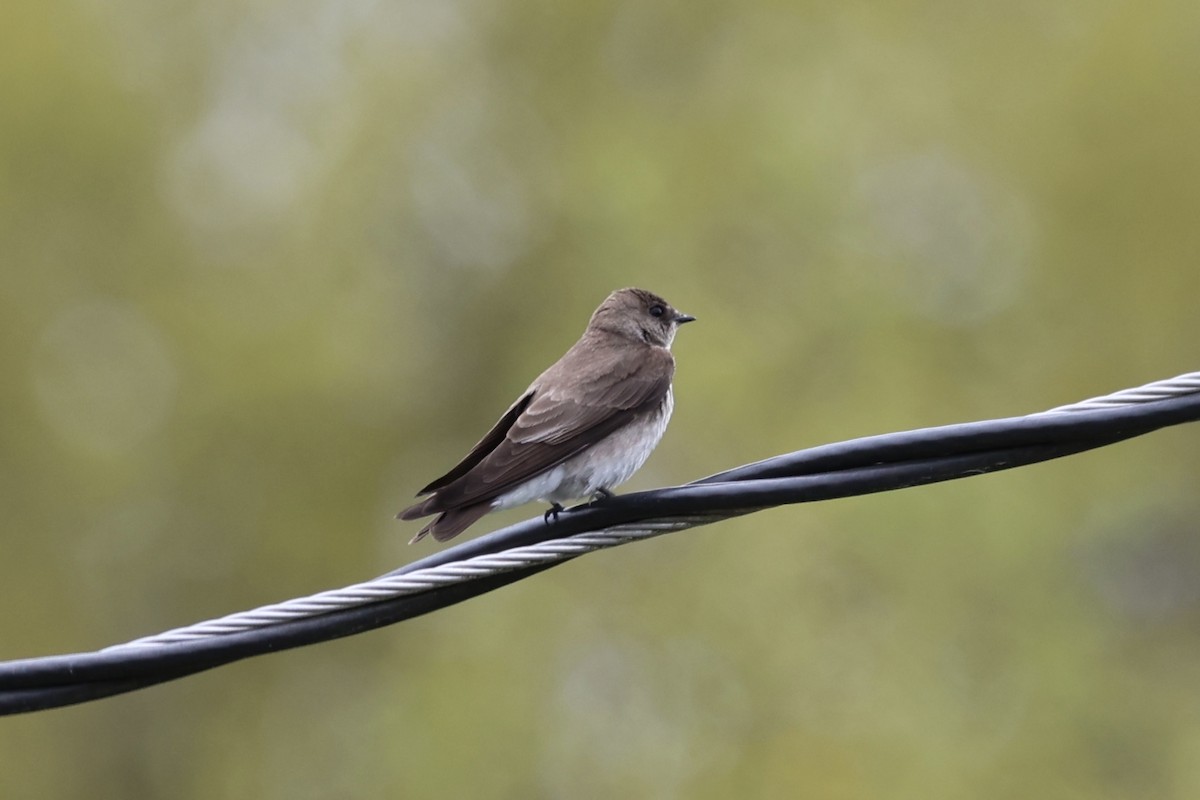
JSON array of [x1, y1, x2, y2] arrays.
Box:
[[675, 312, 696, 324]]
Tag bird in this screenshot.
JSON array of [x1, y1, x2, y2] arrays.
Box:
[[399, 287, 695, 543]]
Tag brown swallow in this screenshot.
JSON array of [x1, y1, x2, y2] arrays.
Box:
[[399, 287, 695, 543]]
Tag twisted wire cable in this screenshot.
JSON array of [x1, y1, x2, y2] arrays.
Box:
[[2, 370, 1198, 715], [108, 515, 729, 649], [1041, 371, 1200, 413], [107, 371, 1200, 650]]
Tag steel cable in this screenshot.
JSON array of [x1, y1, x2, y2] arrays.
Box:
[[1, 371, 1197, 715]]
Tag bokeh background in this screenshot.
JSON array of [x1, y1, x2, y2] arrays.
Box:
[[3, 0, 1200, 797]]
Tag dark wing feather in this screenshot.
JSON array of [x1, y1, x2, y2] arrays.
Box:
[[415, 391, 535, 495], [418, 339, 673, 511]]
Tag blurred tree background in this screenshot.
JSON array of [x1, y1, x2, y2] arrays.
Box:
[[3, 0, 1200, 797]]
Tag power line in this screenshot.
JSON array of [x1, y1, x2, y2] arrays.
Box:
[[2, 372, 1198, 716]]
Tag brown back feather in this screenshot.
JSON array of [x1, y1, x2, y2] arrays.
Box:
[[405, 331, 673, 515]]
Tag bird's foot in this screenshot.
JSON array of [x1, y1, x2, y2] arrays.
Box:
[[590, 488, 616, 503], [543, 502, 565, 524]]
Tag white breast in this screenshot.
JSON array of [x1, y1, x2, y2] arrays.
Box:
[[491, 389, 674, 509]]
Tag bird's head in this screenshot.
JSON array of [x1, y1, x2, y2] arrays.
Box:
[[588, 287, 695, 348]]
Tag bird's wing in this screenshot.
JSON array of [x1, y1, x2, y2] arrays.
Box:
[[422, 343, 673, 510], [416, 391, 535, 495]]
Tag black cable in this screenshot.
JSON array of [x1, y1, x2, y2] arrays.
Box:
[[2, 393, 1198, 715]]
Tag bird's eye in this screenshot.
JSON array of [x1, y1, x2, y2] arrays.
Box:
[[648, 304, 665, 317]]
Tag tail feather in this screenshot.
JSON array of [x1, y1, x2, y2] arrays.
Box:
[[405, 501, 493, 544], [397, 496, 436, 521]]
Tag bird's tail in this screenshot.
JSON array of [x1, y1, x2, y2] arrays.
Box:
[[403, 501, 493, 544], [397, 496, 437, 522]]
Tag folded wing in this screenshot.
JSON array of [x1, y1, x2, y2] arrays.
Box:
[[402, 341, 673, 516]]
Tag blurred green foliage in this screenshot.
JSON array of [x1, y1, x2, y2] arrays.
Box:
[[3, 0, 1200, 797]]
